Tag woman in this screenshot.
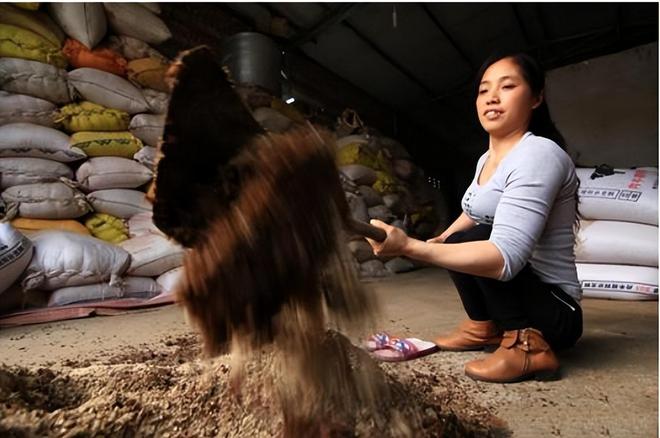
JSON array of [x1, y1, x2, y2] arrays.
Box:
[[367, 52, 583, 383]]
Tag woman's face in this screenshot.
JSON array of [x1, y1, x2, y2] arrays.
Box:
[[476, 57, 542, 137]]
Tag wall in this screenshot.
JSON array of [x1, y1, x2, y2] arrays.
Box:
[[546, 42, 658, 168]]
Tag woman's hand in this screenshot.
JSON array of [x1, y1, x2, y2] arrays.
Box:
[[426, 231, 449, 244], [365, 219, 410, 257]]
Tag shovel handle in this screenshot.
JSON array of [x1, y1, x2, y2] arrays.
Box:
[[347, 218, 387, 243]]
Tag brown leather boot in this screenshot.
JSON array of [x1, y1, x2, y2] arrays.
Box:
[[464, 328, 560, 383], [434, 319, 503, 351]]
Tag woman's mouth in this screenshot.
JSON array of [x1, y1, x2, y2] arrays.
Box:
[[484, 110, 503, 120]]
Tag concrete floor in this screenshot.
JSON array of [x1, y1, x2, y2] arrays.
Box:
[[1, 268, 657, 437], [365, 269, 659, 437]]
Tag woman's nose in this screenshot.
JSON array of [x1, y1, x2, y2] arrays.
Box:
[[487, 92, 500, 104]]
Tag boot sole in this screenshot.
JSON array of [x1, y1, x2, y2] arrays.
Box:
[[465, 368, 561, 384], [437, 344, 500, 353]]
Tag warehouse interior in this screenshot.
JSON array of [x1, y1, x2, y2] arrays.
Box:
[[0, 2, 657, 437], [156, 2, 658, 215]]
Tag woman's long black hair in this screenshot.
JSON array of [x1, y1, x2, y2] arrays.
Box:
[[475, 51, 582, 225], [475, 51, 567, 150]]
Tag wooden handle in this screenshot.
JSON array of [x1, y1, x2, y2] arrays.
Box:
[[347, 218, 387, 242]]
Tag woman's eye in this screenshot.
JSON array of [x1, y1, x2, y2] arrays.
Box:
[[478, 89, 487, 94], [502, 84, 515, 89]]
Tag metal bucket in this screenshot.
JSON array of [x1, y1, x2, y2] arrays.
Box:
[[221, 32, 282, 95]]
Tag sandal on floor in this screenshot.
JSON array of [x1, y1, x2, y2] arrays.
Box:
[[363, 332, 394, 352], [372, 337, 440, 362]]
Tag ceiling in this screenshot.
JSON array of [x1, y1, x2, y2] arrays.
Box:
[[224, 3, 656, 129]]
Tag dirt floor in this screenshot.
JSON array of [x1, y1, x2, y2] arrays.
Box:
[[0, 268, 657, 437]]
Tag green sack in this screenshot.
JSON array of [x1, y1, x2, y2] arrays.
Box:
[[85, 213, 128, 244], [0, 23, 66, 68], [56, 101, 130, 132], [70, 131, 143, 158]]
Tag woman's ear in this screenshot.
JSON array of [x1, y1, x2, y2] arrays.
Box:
[[532, 90, 544, 109]]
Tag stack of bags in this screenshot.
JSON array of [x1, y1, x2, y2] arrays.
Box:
[[574, 166, 658, 300], [334, 134, 440, 278], [0, 3, 185, 314], [238, 103, 443, 279]]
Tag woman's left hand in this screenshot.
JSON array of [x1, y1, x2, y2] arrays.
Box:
[[365, 219, 410, 257]]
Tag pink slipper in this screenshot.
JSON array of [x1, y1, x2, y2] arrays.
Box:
[[364, 332, 394, 352], [372, 337, 440, 362]]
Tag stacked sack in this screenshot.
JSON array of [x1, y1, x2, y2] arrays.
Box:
[[335, 133, 440, 278], [0, 3, 185, 313], [241, 101, 443, 279], [574, 165, 658, 300]]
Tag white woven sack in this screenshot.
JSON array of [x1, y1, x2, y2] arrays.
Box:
[[336, 135, 368, 149], [129, 114, 165, 147], [0, 91, 56, 127], [252, 107, 292, 133], [127, 211, 164, 238], [103, 3, 172, 45], [384, 257, 415, 274], [339, 165, 377, 185], [0, 123, 85, 162], [348, 240, 376, 263], [156, 266, 184, 295], [577, 263, 658, 301], [0, 223, 33, 294], [0, 157, 73, 189], [345, 192, 369, 223], [138, 3, 162, 14], [106, 35, 168, 62], [119, 234, 184, 277], [48, 276, 161, 307], [22, 230, 130, 291], [76, 157, 153, 192], [576, 167, 658, 226], [378, 137, 411, 159], [142, 88, 169, 114], [358, 185, 382, 207], [87, 188, 152, 219], [1, 181, 92, 219], [48, 3, 107, 49], [360, 259, 389, 278], [68, 68, 149, 114], [392, 159, 415, 180], [133, 146, 159, 171], [575, 220, 658, 267], [0, 58, 74, 104], [368, 205, 395, 223]]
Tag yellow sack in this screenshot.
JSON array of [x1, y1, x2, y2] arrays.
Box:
[[55, 101, 130, 133], [337, 142, 391, 172], [15, 3, 40, 11], [85, 213, 128, 244], [0, 3, 64, 47], [410, 206, 435, 226], [372, 170, 401, 195], [70, 131, 143, 158], [11, 217, 91, 235], [0, 23, 66, 68], [127, 57, 169, 92]]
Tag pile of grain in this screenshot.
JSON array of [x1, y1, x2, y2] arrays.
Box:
[[0, 333, 508, 437]]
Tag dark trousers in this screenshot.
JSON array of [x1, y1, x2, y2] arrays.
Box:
[[445, 224, 583, 351]]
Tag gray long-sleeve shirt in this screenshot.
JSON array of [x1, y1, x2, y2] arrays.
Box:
[[461, 131, 582, 301]]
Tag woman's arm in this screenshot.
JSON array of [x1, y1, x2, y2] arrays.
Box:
[[367, 219, 505, 279], [426, 212, 477, 243]]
